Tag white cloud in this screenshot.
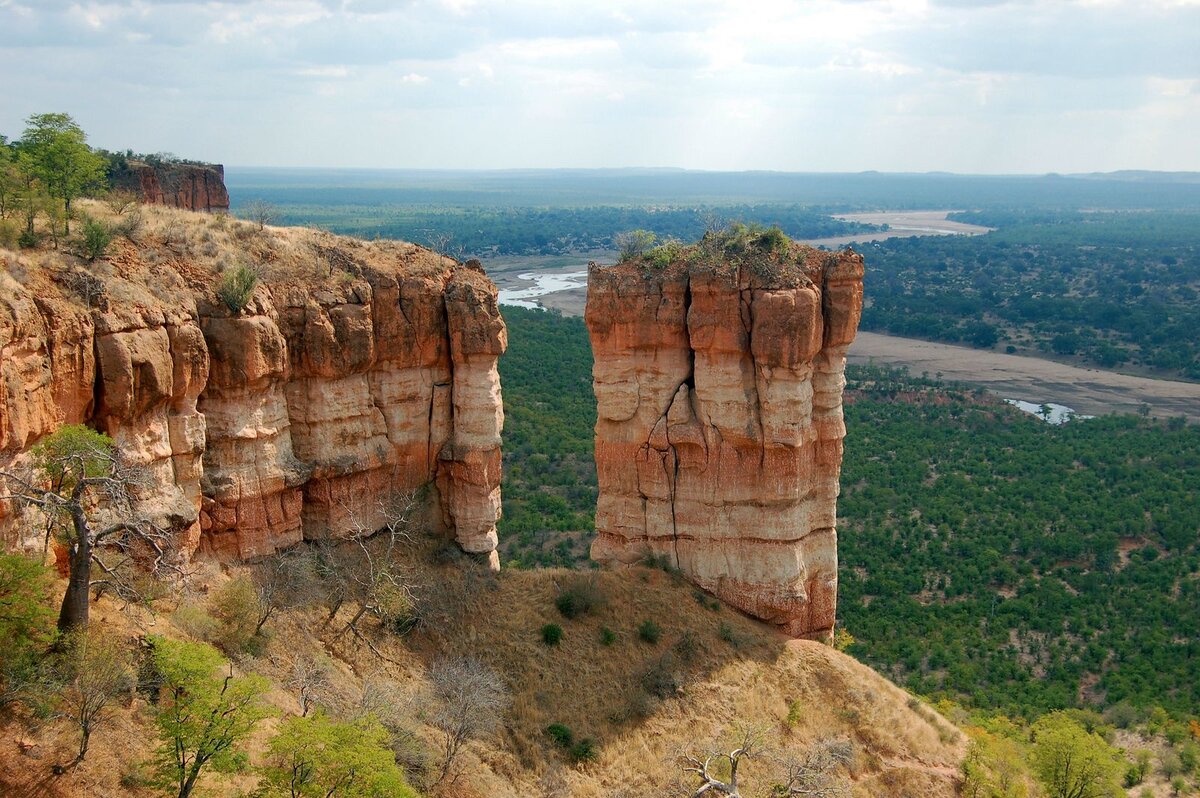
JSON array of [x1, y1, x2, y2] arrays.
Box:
[[0, 0, 1197, 171]]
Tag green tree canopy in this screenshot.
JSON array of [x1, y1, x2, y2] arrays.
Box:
[[18, 112, 106, 232], [148, 636, 271, 798], [259, 711, 416, 798], [1030, 713, 1125, 798]]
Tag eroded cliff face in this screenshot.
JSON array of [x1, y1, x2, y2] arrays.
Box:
[[112, 161, 230, 212], [586, 244, 863, 639], [0, 212, 504, 566]]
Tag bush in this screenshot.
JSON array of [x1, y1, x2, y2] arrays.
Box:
[[718, 622, 738, 646], [78, 216, 113, 261], [638, 620, 661, 644], [640, 653, 678, 698], [217, 264, 259, 313], [570, 738, 599, 763], [672, 631, 697, 662], [0, 554, 55, 666], [554, 576, 604, 620], [541, 623, 563, 646], [598, 627, 617, 646], [614, 229, 657, 261], [210, 575, 264, 655], [545, 723, 573, 749]]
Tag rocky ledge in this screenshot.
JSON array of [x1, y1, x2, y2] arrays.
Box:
[[0, 210, 505, 566]]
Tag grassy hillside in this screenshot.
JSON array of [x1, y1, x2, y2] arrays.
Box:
[[0, 537, 965, 798]]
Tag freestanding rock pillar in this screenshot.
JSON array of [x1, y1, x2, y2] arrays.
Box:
[[586, 235, 863, 639]]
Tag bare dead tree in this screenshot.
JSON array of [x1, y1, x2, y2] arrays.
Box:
[[284, 652, 332, 717], [428, 656, 509, 786], [50, 628, 135, 770], [0, 425, 179, 632], [773, 738, 853, 798], [248, 547, 322, 634], [336, 492, 419, 641], [241, 199, 276, 231], [679, 727, 762, 798]]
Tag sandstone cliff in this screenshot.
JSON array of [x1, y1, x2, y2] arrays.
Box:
[[0, 204, 504, 565], [112, 160, 230, 212], [586, 234, 863, 639]]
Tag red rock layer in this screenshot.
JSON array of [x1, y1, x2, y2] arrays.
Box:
[[114, 162, 230, 212], [0, 251, 505, 566], [586, 248, 864, 639]]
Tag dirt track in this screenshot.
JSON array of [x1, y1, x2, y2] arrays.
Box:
[[849, 332, 1200, 420]]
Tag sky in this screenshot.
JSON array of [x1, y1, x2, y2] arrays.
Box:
[[1, 0, 1198, 173]]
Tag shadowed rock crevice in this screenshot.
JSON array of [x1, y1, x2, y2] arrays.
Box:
[[587, 243, 864, 639]]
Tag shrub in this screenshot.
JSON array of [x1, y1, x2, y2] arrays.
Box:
[[78, 216, 114, 261], [640, 653, 678, 698], [614, 229, 657, 261], [210, 575, 263, 655], [832, 627, 855, 652], [555, 576, 604, 620], [718, 622, 738, 646], [217, 263, 259, 313], [570, 738, 599, 763], [541, 623, 563, 646], [545, 723, 574, 749], [672, 631, 697, 663], [638, 620, 661, 644], [598, 627, 617, 646], [785, 699, 803, 730]]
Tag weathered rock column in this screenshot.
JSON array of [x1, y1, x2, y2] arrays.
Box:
[[587, 244, 864, 639]]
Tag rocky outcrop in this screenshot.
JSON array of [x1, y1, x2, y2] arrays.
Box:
[[112, 161, 230, 212], [586, 243, 863, 639], [0, 229, 505, 566]]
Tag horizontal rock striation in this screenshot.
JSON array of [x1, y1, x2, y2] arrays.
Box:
[[586, 242, 863, 639], [0, 230, 504, 566]]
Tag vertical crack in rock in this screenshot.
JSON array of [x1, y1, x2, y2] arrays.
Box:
[[587, 245, 864, 639], [1, 239, 506, 569]]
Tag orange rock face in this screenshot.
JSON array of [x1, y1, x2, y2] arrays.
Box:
[[0, 244, 505, 566], [113, 162, 230, 212], [586, 247, 864, 639]]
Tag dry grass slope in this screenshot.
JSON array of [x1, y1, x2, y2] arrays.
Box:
[[1, 533, 965, 798]]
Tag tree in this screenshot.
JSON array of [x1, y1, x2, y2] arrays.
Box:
[[18, 113, 106, 235], [51, 627, 134, 769], [962, 727, 1032, 798], [427, 656, 509, 785], [773, 737, 853, 797], [0, 553, 55, 663], [0, 553, 55, 708], [242, 199, 277, 231], [249, 547, 323, 635], [148, 636, 271, 798], [0, 425, 171, 632], [679, 727, 761, 798], [258, 711, 416, 798], [614, 229, 657, 261], [1031, 713, 1124, 798], [320, 492, 419, 650]]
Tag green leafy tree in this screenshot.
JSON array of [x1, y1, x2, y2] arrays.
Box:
[[148, 636, 271, 798], [0, 425, 164, 632], [1031, 713, 1124, 798], [18, 113, 106, 235], [0, 553, 55, 707], [258, 711, 416, 798], [0, 553, 55, 662]]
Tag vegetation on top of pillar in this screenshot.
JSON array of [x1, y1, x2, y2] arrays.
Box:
[[614, 221, 835, 287]]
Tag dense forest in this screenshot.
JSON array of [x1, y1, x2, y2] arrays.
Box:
[[498, 307, 1200, 721], [859, 210, 1200, 379], [266, 203, 878, 257]]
